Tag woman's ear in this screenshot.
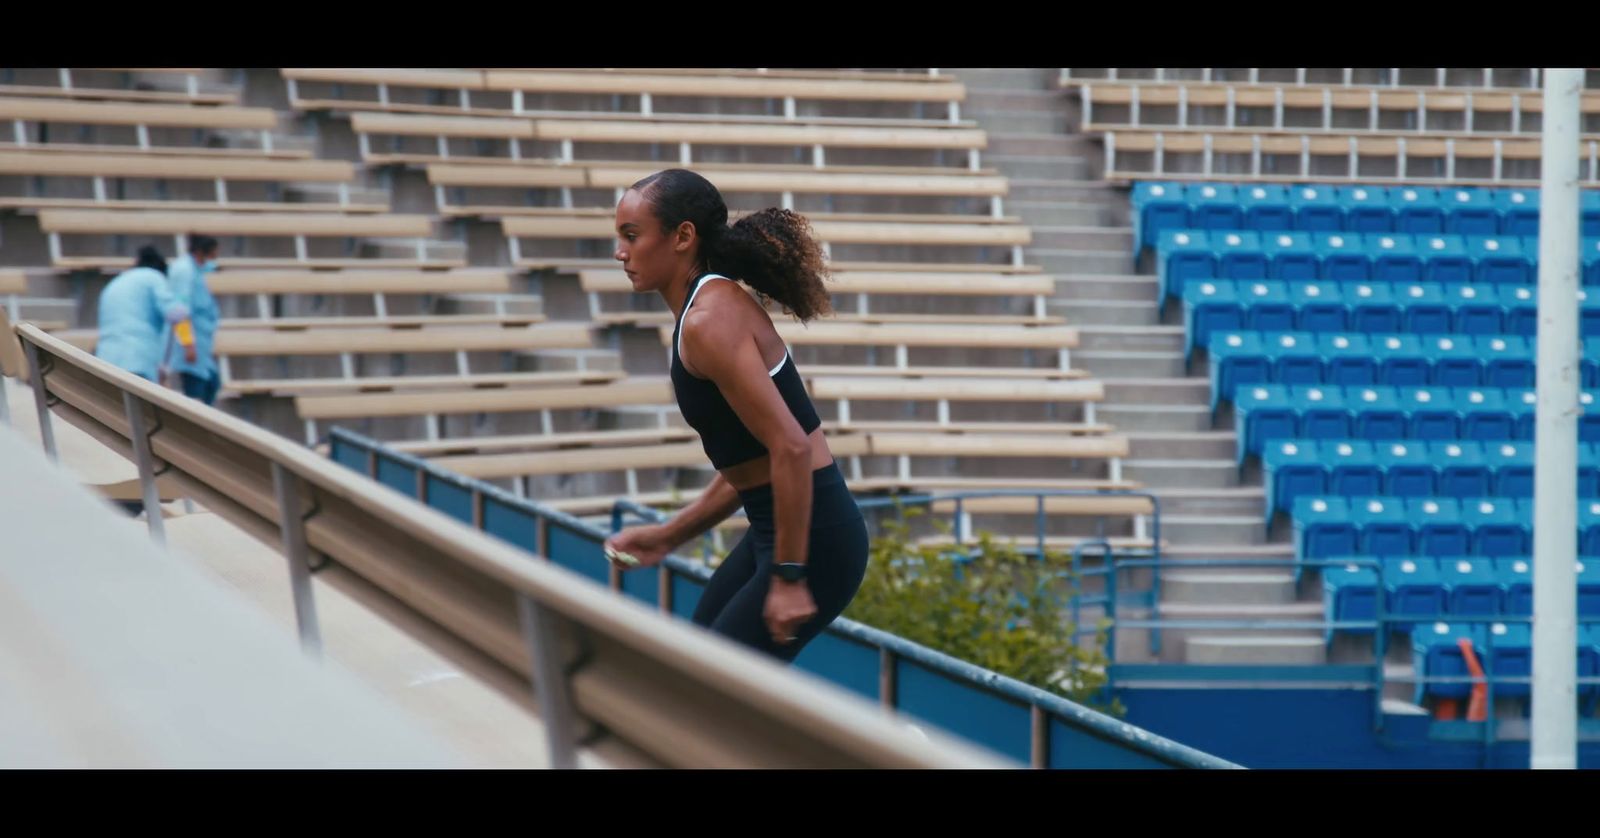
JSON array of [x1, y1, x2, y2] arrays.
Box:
[[674, 220, 697, 253]]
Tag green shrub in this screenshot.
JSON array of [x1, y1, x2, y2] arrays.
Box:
[[843, 505, 1123, 716]]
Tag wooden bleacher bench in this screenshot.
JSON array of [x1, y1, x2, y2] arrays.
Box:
[[391, 427, 698, 458], [0, 269, 26, 295], [0, 150, 352, 182], [1099, 127, 1587, 187], [58, 321, 592, 357], [0, 96, 274, 130], [426, 163, 1005, 197], [822, 419, 1111, 435], [0, 79, 235, 106], [205, 268, 514, 297], [220, 313, 543, 330], [654, 320, 1078, 352], [807, 375, 1102, 403], [479, 70, 964, 103], [224, 369, 622, 398], [0, 141, 312, 161], [501, 215, 1031, 253], [928, 495, 1154, 517], [38, 208, 431, 237], [519, 256, 1040, 274], [293, 376, 671, 420]]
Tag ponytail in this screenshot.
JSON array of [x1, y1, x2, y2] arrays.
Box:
[[631, 169, 831, 323]]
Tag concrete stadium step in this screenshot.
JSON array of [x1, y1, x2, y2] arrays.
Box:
[[1094, 403, 1213, 433], [1069, 350, 1184, 379], [1125, 431, 1238, 461], [13, 297, 77, 327], [1072, 324, 1184, 353], [1029, 225, 1133, 251], [439, 293, 544, 317], [983, 153, 1091, 180], [285, 182, 392, 208], [986, 133, 1090, 158], [1007, 178, 1127, 205], [960, 89, 1067, 110], [514, 348, 621, 374], [1053, 274, 1158, 302], [1122, 458, 1241, 490], [1160, 513, 1272, 545], [1160, 541, 1295, 562], [965, 111, 1074, 135], [1162, 572, 1298, 606], [1049, 299, 1158, 327], [1151, 487, 1266, 518], [1184, 635, 1328, 665], [948, 68, 1057, 89], [1006, 201, 1112, 227], [1030, 248, 1131, 275], [1100, 377, 1212, 406], [363, 238, 466, 262]]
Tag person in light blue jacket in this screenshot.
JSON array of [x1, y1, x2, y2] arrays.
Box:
[[163, 234, 221, 404], [95, 246, 194, 382]]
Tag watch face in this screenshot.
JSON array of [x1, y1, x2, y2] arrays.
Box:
[[776, 563, 806, 582]]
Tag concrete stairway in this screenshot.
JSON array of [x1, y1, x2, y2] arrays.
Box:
[[951, 68, 1314, 666]]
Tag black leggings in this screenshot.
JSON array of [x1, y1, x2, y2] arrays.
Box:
[[691, 460, 869, 663]]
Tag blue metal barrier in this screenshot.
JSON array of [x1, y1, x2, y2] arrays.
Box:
[[325, 427, 1239, 770]]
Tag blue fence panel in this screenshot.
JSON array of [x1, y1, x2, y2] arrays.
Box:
[[1048, 715, 1174, 769], [795, 630, 880, 703], [894, 657, 1032, 764], [547, 519, 610, 586], [374, 454, 418, 498], [671, 571, 706, 620], [330, 437, 369, 474], [424, 476, 473, 524], [620, 564, 661, 607], [482, 496, 539, 554]]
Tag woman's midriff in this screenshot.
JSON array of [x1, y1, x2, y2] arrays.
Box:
[[719, 427, 837, 492]]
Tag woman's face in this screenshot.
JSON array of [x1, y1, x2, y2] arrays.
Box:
[[614, 188, 694, 293]]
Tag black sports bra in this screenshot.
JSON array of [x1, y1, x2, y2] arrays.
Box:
[[669, 273, 822, 470]]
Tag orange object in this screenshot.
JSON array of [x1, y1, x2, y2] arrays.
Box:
[[173, 320, 195, 347], [1457, 636, 1489, 722]]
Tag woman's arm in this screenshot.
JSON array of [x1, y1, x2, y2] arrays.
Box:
[[655, 471, 743, 549]]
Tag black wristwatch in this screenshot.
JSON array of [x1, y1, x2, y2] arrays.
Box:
[[773, 562, 809, 583]]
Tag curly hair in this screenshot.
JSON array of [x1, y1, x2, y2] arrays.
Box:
[[631, 168, 832, 322]]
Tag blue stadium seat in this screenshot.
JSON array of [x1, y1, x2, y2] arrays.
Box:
[[1584, 190, 1600, 237], [1413, 622, 1485, 702], [1418, 234, 1473, 284], [1460, 387, 1517, 441], [1322, 558, 1379, 641], [1269, 332, 1322, 385], [1477, 335, 1535, 388], [1132, 181, 1188, 253], [1326, 440, 1383, 498], [1495, 188, 1540, 236], [1587, 239, 1600, 286], [1379, 440, 1437, 496], [1582, 443, 1600, 497], [1463, 498, 1528, 557], [1394, 187, 1445, 234], [1583, 501, 1600, 556], [1441, 556, 1502, 616], [1583, 625, 1600, 699], [1339, 186, 1394, 233], [1450, 284, 1506, 335], [1189, 183, 1243, 231], [1264, 440, 1326, 522], [1209, 332, 1271, 410], [1354, 497, 1413, 556], [1469, 236, 1534, 284], [1319, 334, 1376, 385], [1496, 557, 1533, 615], [1426, 335, 1483, 387], [1411, 498, 1472, 557], [1291, 185, 1343, 232], [1159, 230, 1214, 300], [1404, 387, 1459, 440], [1348, 282, 1404, 332], [1387, 559, 1447, 627], [1349, 385, 1408, 439], [1483, 622, 1533, 698], [1486, 442, 1535, 497], [1292, 282, 1348, 332], [1501, 285, 1538, 335], [1240, 281, 1295, 332], [1398, 283, 1452, 335], [1215, 231, 1268, 280], [1373, 334, 1429, 387], [1263, 231, 1319, 281], [1433, 441, 1492, 498], [1442, 188, 1499, 236], [1185, 280, 1242, 358], [1582, 558, 1600, 617], [1315, 232, 1370, 281], [1235, 385, 1296, 462], [1295, 496, 1357, 560], [1369, 234, 1424, 283], [1239, 184, 1294, 232]]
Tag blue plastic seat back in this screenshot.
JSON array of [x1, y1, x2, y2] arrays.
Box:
[[1348, 384, 1409, 439], [1432, 440, 1493, 498], [1417, 233, 1473, 284], [1412, 497, 1472, 556], [1291, 185, 1344, 232], [1239, 184, 1294, 232], [1263, 231, 1319, 281], [1315, 231, 1370, 281], [1340, 186, 1394, 233], [1494, 189, 1540, 236], [1442, 188, 1498, 236]]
